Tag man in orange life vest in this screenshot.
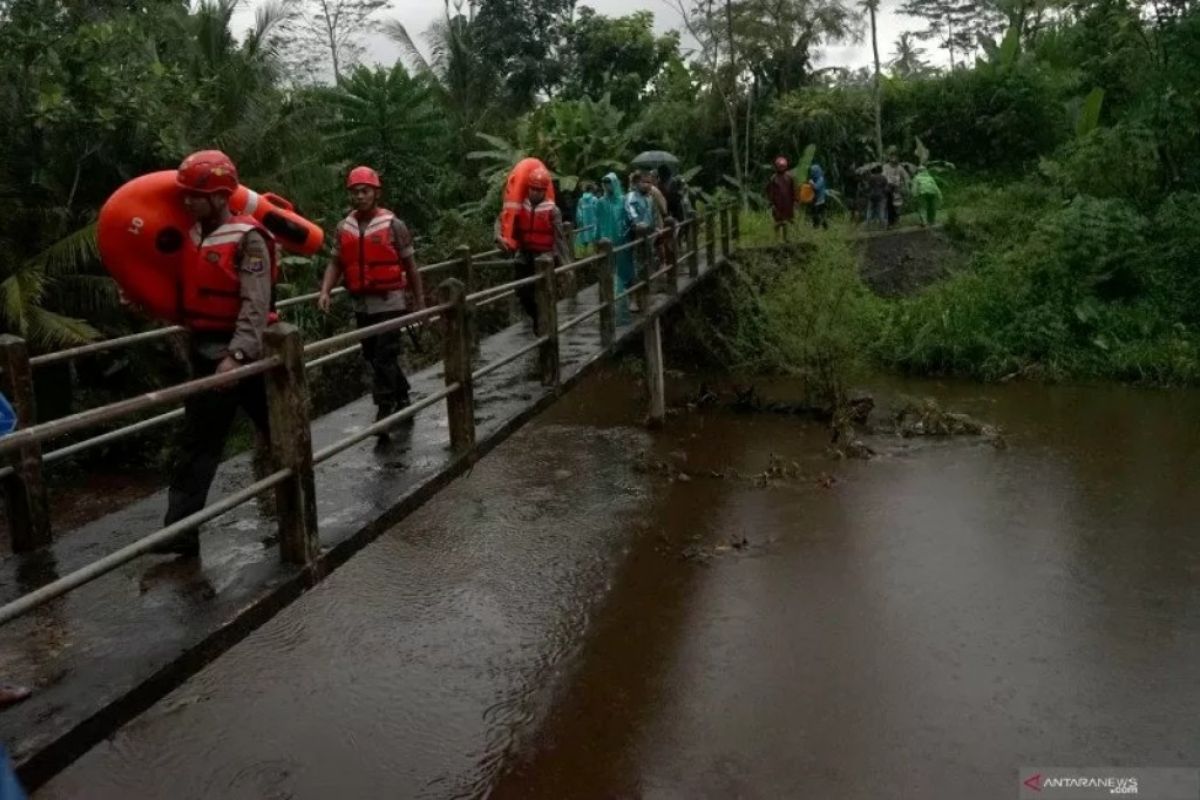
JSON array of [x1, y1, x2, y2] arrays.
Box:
[[318, 166, 425, 439], [158, 150, 277, 557], [494, 166, 570, 331]]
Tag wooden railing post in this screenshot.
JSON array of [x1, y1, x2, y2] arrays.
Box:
[[0, 335, 49, 552], [597, 238, 616, 347], [563, 222, 578, 301], [705, 210, 717, 267], [720, 206, 731, 258], [263, 324, 319, 566], [636, 227, 653, 312], [454, 244, 478, 354], [687, 217, 700, 277], [535, 254, 560, 386], [666, 218, 680, 296], [644, 318, 666, 429], [438, 279, 476, 452]]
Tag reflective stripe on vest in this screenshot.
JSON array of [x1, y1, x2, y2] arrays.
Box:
[[515, 200, 556, 253], [181, 216, 277, 332], [336, 209, 406, 295]]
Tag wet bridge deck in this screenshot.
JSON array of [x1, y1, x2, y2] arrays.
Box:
[[0, 250, 728, 787]]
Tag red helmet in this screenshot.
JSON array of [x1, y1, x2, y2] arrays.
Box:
[[346, 166, 382, 189], [774, 156, 789, 171], [527, 167, 552, 191], [177, 150, 239, 194]]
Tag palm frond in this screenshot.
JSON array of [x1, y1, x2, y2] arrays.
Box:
[[25, 307, 100, 348], [383, 19, 436, 77], [25, 222, 100, 278]]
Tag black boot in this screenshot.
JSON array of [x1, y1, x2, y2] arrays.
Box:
[[149, 530, 200, 558], [374, 402, 395, 441]]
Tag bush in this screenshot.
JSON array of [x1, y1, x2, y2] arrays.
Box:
[[875, 192, 1200, 383], [885, 64, 1068, 170], [1040, 124, 1161, 207], [674, 216, 883, 409]]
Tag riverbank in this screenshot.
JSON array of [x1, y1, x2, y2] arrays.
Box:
[[727, 205, 1200, 388]]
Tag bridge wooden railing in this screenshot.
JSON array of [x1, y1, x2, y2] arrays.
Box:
[[0, 205, 740, 626]]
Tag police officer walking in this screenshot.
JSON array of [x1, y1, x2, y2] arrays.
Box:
[[318, 166, 425, 440], [158, 150, 277, 557]]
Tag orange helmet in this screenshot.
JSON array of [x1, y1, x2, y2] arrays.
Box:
[[527, 167, 552, 191], [346, 165, 382, 189], [177, 150, 239, 194], [774, 156, 789, 171]]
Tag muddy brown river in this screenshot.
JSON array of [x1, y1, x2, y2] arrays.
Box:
[[35, 368, 1200, 798]]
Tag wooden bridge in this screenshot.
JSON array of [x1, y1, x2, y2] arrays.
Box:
[[0, 206, 740, 789]]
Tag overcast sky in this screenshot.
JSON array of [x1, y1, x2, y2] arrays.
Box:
[[232, 0, 939, 76]]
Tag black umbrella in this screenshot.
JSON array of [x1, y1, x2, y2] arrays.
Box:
[[631, 150, 680, 169]]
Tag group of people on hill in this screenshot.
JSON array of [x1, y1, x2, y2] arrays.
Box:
[[767, 146, 943, 238], [858, 147, 943, 230]]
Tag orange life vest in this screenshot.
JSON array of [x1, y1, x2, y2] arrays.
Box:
[[514, 200, 557, 254], [336, 209, 406, 294], [180, 215, 277, 332]]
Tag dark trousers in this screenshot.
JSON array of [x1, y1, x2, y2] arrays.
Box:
[[809, 202, 828, 229], [355, 311, 411, 410], [515, 251, 540, 328], [164, 351, 270, 529]]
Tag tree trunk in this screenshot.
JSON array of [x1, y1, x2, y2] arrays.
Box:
[[724, 0, 745, 206], [947, 13, 957, 69], [869, 1, 884, 160], [322, 0, 342, 82]]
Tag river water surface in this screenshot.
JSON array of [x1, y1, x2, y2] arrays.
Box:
[[37, 368, 1200, 798]]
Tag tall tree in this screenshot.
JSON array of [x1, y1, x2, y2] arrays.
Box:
[[559, 9, 681, 114], [668, 0, 749, 203], [274, 0, 389, 83], [889, 31, 932, 77], [387, 0, 500, 153], [862, 0, 883, 159], [734, 0, 860, 96], [899, 0, 1003, 68], [470, 0, 576, 110]]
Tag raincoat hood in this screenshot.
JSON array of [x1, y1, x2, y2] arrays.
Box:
[[602, 172, 623, 197]]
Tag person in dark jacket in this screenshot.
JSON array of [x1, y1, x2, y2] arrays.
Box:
[[766, 156, 796, 242]]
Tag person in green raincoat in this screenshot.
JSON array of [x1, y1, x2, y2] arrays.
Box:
[[912, 166, 943, 226], [575, 182, 599, 250]]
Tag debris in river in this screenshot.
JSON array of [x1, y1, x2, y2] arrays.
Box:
[[829, 396, 877, 460], [680, 534, 753, 564], [890, 397, 1001, 441]]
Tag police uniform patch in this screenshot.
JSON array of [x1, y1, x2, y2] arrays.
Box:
[[206, 251, 221, 263]]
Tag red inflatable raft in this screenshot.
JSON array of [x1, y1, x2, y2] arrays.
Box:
[[97, 171, 324, 323], [498, 157, 555, 251]]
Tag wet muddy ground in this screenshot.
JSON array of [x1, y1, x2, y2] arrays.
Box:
[[35, 369, 1200, 799]]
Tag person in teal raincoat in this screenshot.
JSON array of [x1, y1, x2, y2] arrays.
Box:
[[574, 182, 599, 250], [594, 173, 636, 311]]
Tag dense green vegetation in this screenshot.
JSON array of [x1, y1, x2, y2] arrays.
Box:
[[1, 0, 1198, 386]]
